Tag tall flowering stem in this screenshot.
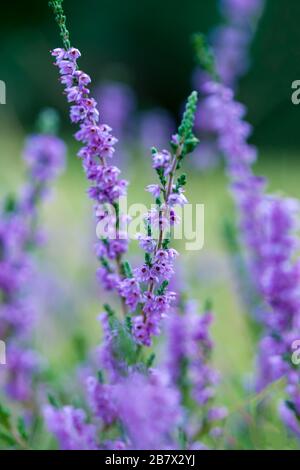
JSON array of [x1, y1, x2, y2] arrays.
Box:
[[0, 116, 65, 408], [214, 0, 265, 88], [165, 299, 227, 447], [120, 92, 199, 347], [194, 36, 300, 439], [46, 1, 210, 451], [50, 0, 200, 347], [191, 0, 265, 170], [49, 0, 130, 315]]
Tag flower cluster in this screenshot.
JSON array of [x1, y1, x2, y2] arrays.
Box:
[[44, 405, 98, 450], [192, 0, 265, 170], [45, 370, 181, 450], [51, 46, 129, 303], [0, 132, 65, 404], [198, 73, 300, 438], [117, 92, 198, 347], [44, 0, 223, 451], [165, 300, 227, 444], [215, 0, 265, 87]]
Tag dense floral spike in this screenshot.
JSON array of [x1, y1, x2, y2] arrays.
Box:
[[112, 371, 182, 450], [213, 0, 265, 88], [44, 406, 98, 450], [192, 0, 265, 169], [50, 46, 131, 310], [47, 1, 225, 451], [118, 92, 199, 346], [0, 130, 65, 403], [196, 40, 300, 438], [165, 300, 227, 444]]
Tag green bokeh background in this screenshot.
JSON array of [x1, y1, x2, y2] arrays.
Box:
[[1, 0, 300, 149], [1, 0, 300, 449]]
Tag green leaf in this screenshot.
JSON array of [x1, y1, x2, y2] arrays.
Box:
[[3, 195, 17, 214], [107, 314, 138, 366], [146, 353, 156, 369], [125, 315, 133, 333], [121, 261, 133, 279], [178, 427, 188, 450], [192, 33, 218, 80], [145, 252, 152, 267], [0, 431, 16, 446], [17, 417, 28, 441], [175, 174, 187, 192], [176, 91, 199, 160], [0, 403, 11, 431], [157, 280, 169, 295], [97, 370, 104, 384], [204, 298, 213, 312], [49, 0, 71, 50], [162, 237, 171, 249], [47, 394, 60, 409]]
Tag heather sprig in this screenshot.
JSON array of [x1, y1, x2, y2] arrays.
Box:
[[165, 298, 227, 446], [48, 0, 71, 50], [46, 1, 228, 451], [191, 1, 265, 171], [195, 35, 300, 439], [0, 111, 65, 406], [119, 91, 199, 347], [214, 0, 265, 88], [49, 4, 131, 318]]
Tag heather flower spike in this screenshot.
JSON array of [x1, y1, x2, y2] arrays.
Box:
[[45, 0, 226, 451], [0, 109, 65, 411], [49, 0, 132, 321], [194, 33, 300, 439]]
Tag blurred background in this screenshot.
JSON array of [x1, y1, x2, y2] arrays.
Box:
[[1, 0, 300, 148], [1, 0, 300, 449]]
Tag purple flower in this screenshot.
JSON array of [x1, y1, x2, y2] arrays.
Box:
[[112, 371, 182, 450], [152, 149, 172, 173], [146, 184, 161, 199], [4, 345, 42, 402], [51, 46, 131, 297], [279, 402, 300, 439], [96, 267, 119, 291], [86, 376, 117, 425], [138, 109, 175, 150], [166, 302, 220, 407], [44, 406, 98, 450], [168, 189, 188, 207], [220, 0, 264, 22], [0, 129, 65, 406], [95, 81, 136, 138], [23, 135, 65, 183], [207, 407, 228, 422], [136, 234, 156, 253], [118, 278, 141, 312]]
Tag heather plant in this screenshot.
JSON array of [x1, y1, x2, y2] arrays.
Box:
[[192, 0, 265, 170], [43, 0, 227, 450], [194, 33, 300, 439], [1, 0, 297, 453], [0, 109, 65, 447]]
